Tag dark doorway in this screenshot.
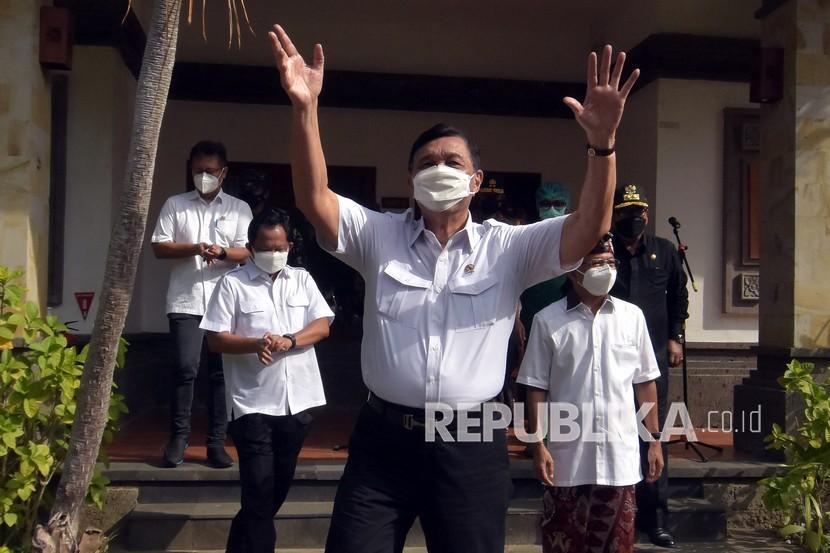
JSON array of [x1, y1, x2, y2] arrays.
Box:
[[223, 162, 376, 339]]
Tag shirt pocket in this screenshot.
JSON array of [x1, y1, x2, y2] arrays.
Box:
[[613, 336, 640, 380], [644, 265, 668, 289], [238, 300, 271, 333], [377, 260, 431, 329], [214, 216, 239, 245], [447, 272, 500, 332], [286, 293, 310, 327]]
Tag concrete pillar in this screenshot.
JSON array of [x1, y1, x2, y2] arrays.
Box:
[[0, 0, 51, 309], [734, 0, 830, 459]]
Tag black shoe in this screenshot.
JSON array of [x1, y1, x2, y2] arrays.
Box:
[[648, 528, 676, 548], [206, 445, 233, 468], [162, 437, 188, 467]]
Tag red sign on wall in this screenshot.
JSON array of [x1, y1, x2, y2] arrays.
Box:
[[74, 292, 95, 320]]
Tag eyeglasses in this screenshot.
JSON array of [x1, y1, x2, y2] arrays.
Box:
[[193, 167, 225, 178], [582, 259, 619, 270]]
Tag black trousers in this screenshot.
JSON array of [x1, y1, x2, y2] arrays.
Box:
[[325, 403, 511, 553], [635, 375, 669, 529], [226, 412, 311, 553], [168, 313, 226, 445]]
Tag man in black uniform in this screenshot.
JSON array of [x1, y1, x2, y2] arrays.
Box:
[[610, 184, 689, 548]]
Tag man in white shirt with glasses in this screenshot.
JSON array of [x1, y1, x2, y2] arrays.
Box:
[[518, 236, 663, 553], [151, 140, 253, 468]]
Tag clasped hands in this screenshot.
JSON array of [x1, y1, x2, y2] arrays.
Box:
[[257, 332, 294, 365], [197, 243, 224, 265]]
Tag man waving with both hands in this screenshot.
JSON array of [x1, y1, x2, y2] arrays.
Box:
[[269, 24, 639, 553]]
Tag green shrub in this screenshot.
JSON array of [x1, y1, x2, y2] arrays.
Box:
[[0, 267, 128, 553], [761, 359, 830, 553]]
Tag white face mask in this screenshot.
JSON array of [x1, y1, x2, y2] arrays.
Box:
[[578, 265, 617, 297], [194, 171, 221, 195], [412, 164, 475, 213], [252, 250, 288, 274]]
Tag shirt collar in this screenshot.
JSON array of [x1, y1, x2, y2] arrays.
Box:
[[244, 260, 293, 283], [189, 189, 226, 204], [407, 211, 479, 251], [565, 287, 616, 313]]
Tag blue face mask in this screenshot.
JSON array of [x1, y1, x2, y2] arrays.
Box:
[[538, 206, 567, 220]]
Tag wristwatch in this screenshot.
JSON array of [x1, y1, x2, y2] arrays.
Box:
[[217, 247, 228, 261], [672, 333, 685, 344], [282, 333, 297, 350], [587, 144, 616, 157]]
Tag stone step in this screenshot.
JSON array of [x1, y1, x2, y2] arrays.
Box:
[[121, 496, 725, 551], [123, 499, 540, 550]]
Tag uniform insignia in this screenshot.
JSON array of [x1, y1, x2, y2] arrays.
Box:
[[623, 185, 640, 202]]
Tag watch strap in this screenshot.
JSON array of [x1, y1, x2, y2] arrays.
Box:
[[282, 333, 296, 350], [587, 144, 616, 157]]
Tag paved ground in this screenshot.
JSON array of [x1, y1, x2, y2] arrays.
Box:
[[633, 529, 799, 552]]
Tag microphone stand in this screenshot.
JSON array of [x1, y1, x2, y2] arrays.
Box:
[[666, 220, 723, 462]]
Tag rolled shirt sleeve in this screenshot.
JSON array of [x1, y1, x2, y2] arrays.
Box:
[[151, 198, 176, 244], [503, 215, 582, 291], [200, 276, 236, 333], [232, 202, 254, 248], [516, 314, 553, 390], [633, 308, 662, 384], [320, 194, 397, 275], [303, 271, 335, 326]]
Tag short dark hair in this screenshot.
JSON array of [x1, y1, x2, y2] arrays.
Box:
[[407, 124, 481, 171], [247, 208, 292, 245], [189, 140, 227, 166]]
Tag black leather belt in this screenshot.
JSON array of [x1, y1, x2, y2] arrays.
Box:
[[367, 393, 495, 431], [367, 393, 428, 430]]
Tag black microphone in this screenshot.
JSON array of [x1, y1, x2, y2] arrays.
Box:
[[668, 216, 681, 229]]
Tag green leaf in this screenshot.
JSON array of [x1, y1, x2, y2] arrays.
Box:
[[0, 327, 14, 340], [3, 511, 17, 527], [22, 399, 39, 418], [2, 432, 19, 448], [25, 301, 38, 320], [779, 524, 806, 537], [804, 529, 821, 552]]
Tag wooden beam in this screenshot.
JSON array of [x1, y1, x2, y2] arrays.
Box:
[[68, 7, 759, 118], [169, 63, 584, 118]]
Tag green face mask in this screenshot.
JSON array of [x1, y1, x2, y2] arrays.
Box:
[[538, 206, 567, 220]]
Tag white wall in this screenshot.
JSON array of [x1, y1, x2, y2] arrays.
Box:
[[59, 55, 762, 343], [50, 47, 134, 333], [654, 79, 758, 343]]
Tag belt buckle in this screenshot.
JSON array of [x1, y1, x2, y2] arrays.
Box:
[[402, 414, 424, 430]]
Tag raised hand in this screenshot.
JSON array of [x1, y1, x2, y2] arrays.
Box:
[[563, 45, 639, 149], [269, 25, 324, 108]]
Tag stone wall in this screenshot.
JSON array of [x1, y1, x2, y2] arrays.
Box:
[[0, 0, 52, 309]]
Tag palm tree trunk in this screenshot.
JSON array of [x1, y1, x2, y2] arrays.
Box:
[[33, 0, 182, 550]]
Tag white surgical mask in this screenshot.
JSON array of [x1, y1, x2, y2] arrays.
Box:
[[194, 171, 221, 195], [578, 265, 617, 297], [412, 164, 474, 213], [252, 250, 288, 275]]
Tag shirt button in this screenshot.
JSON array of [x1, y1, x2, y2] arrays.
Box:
[[438, 257, 446, 263], [428, 376, 436, 383], [431, 345, 439, 352]]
